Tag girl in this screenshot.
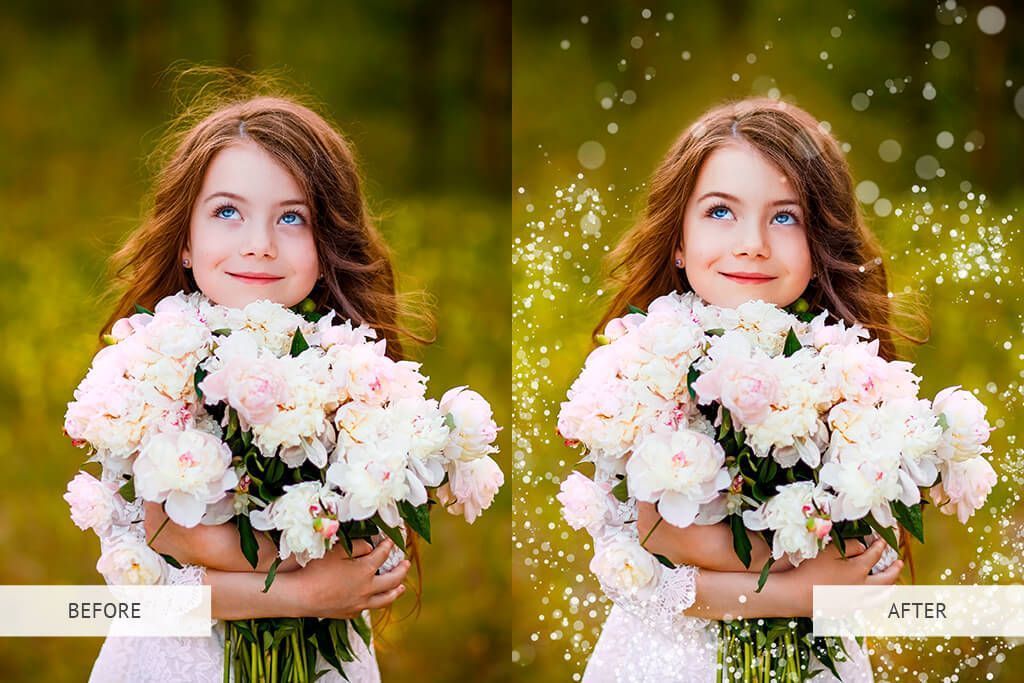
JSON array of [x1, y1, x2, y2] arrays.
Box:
[[582, 98, 912, 682], [87, 84, 416, 682]]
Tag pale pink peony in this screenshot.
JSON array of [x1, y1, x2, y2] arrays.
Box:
[[110, 313, 152, 342], [439, 455, 504, 524], [692, 356, 779, 426], [200, 356, 288, 426], [556, 471, 616, 534], [931, 457, 997, 523], [63, 471, 123, 537]]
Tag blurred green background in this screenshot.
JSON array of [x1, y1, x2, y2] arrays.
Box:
[[512, 2, 1024, 682], [0, 2, 511, 682]]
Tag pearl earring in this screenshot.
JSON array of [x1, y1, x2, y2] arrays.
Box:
[[675, 258, 683, 267], [182, 258, 191, 268]]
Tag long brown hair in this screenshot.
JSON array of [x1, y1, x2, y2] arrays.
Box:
[[102, 69, 429, 360], [598, 97, 924, 576], [102, 68, 426, 610]]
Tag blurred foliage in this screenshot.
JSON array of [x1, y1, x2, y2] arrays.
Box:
[[512, 2, 1024, 682], [0, 2, 511, 682]]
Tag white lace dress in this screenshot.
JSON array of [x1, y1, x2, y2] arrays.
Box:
[[88, 500, 392, 683], [582, 488, 877, 683]]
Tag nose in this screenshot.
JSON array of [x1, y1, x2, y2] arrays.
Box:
[[240, 219, 277, 259], [732, 218, 770, 259]]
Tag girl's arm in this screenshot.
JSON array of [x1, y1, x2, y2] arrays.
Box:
[[637, 502, 792, 573], [683, 539, 902, 620], [144, 502, 300, 573], [207, 539, 409, 621]]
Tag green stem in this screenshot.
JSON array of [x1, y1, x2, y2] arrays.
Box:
[[146, 515, 170, 547], [640, 516, 663, 548], [223, 623, 231, 683]]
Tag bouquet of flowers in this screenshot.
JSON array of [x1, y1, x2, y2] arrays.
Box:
[[63, 292, 502, 682], [557, 292, 996, 681]]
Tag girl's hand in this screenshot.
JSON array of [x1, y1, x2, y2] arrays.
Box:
[[788, 538, 903, 616], [286, 539, 410, 620]]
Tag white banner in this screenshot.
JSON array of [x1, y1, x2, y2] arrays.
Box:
[[0, 585, 212, 637], [813, 585, 1024, 637]]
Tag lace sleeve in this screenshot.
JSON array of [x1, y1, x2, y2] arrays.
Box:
[[589, 486, 711, 633]]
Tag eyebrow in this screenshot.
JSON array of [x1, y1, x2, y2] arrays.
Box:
[[203, 191, 308, 207], [697, 191, 800, 207]]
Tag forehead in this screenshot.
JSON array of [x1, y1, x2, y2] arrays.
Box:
[[200, 140, 305, 201], [692, 142, 796, 202]]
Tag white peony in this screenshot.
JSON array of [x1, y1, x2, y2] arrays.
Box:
[[589, 537, 659, 599], [133, 428, 238, 528], [439, 386, 499, 462], [249, 482, 344, 566], [96, 537, 168, 585], [933, 386, 993, 463], [327, 447, 426, 528], [743, 481, 834, 566], [626, 427, 731, 527]]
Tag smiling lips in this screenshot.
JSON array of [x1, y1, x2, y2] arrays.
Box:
[[720, 271, 777, 284], [228, 271, 284, 285]]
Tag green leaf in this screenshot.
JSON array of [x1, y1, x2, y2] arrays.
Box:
[[211, 327, 232, 336], [373, 515, 406, 552], [610, 477, 629, 503], [117, 478, 136, 502], [350, 615, 373, 648], [236, 514, 261, 569], [160, 553, 183, 569], [755, 556, 775, 593], [133, 303, 155, 316], [331, 619, 355, 661], [892, 500, 924, 543], [864, 513, 899, 551], [830, 527, 847, 558], [730, 515, 752, 568], [313, 620, 344, 672], [686, 364, 700, 400], [225, 409, 239, 442], [398, 500, 432, 543], [626, 304, 647, 316], [653, 553, 676, 568], [734, 429, 746, 449], [783, 328, 802, 357], [937, 413, 950, 431], [241, 428, 252, 449], [444, 412, 457, 431], [262, 556, 283, 593], [705, 327, 725, 337], [717, 409, 733, 442], [290, 327, 310, 357], [193, 366, 208, 402]]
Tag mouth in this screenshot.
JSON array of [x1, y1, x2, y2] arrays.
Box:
[[227, 272, 285, 285], [720, 272, 777, 285]]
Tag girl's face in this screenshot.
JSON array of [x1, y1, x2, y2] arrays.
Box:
[[676, 141, 813, 309], [183, 140, 319, 309]]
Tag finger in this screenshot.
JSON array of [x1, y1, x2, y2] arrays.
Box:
[[866, 560, 904, 585], [856, 539, 887, 566], [361, 538, 395, 570], [840, 539, 869, 557], [370, 561, 410, 593], [348, 540, 373, 558], [365, 584, 406, 610]]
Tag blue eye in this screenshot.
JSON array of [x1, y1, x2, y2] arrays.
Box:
[[280, 211, 305, 226], [215, 205, 240, 220], [772, 211, 798, 225], [708, 205, 734, 220]]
